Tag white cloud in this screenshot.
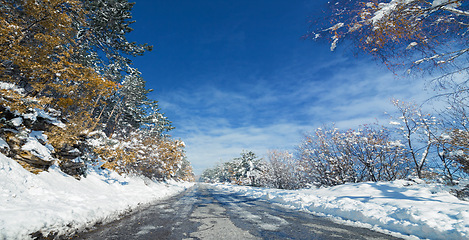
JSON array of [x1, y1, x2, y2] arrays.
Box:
[[155, 58, 437, 175], [179, 122, 309, 175]]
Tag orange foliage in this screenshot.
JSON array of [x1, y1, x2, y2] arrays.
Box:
[[96, 133, 190, 180], [314, 0, 466, 70], [0, 0, 117, 115]]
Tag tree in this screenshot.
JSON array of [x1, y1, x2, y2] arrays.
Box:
[[433, 132, 464, 184], [101, 69, 173, 137], [0, 0, 191, 178], [0, 0, 117, 115], [175, 158, 195, 182], [311, 0, 469, 75], [264, 150, 304, 189], [200, 151, 264, 186], [344, 124, 411, 182], [298, 124, 410, 187], [310, 1, 469, 182], [298, 126, 357, 187], [232, 151, 265, 186], [201, 162, 233, 183], [0, 0, 119, 169], [390, 100, 438, 179], [75, 0, 152, 81]]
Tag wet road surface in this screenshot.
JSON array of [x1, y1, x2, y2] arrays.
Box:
[[73, 184, 402, 240]]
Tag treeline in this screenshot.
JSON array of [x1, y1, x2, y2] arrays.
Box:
[[0, 0, 194, 181], [202, 100, 469, 189]]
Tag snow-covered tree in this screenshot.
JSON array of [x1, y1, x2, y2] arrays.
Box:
[[437, 97, 469, 179], [234, 151, 265, 186], [310, 0, 469, 184], [391, 100, 438, 179], [175, 158, 196, 182], [0, 0, 193, 179], [93, 130, 191, 181], [298, 124, 411, 187], [433, 132, 464, 184], [311, 0, 469, 74], [201, 151, 265, 186], [75, 0, 152, 81], [298, 126, 357, 187], [0, 0, 117, 115], [344, 124, 410, 182], [201, 162, 233, 183], [101, 69, 172, 137], [263, 150, 305, 189]]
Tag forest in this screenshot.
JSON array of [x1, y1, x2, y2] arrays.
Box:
[[0, 0, 194, 181]]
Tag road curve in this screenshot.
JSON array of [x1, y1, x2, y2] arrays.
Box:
[[72, 183, 402, 240]]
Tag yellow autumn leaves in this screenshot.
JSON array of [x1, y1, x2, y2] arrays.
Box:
[[0, 0, 193, 180]]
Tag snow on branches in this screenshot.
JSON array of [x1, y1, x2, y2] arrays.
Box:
[[311, 0, 469, 72], [298, 124, 410, 187]]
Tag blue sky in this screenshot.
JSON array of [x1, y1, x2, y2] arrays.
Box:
[[128, 0, 433, 175]]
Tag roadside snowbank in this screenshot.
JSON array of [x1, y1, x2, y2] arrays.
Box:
[[213, 181, 469, 240], [0, 153, 193, 239]]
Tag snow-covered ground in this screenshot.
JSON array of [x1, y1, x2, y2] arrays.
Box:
[[0, 153, 194, 240], [213, 181, 469, 240]]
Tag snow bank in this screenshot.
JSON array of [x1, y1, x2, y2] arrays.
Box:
[[0, 153, 194, 239], [213, 181, 469, 240]]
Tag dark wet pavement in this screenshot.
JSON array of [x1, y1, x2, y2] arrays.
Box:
[[72, 184, 403, 240]]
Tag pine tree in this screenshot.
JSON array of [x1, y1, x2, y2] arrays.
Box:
[[102, 69, 173, 137], [76, 0, 152, 78]]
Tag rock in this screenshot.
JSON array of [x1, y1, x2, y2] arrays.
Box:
[[18, 150, 53, 170], [59, 160, 86, 177], [0, 106, 88, 177], [56, 145, 82, 161], [4, 131, 21, 152], [31, 117, 50, 131]]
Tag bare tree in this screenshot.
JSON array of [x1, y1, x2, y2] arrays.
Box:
[[344, 124, 410, 182], [391, 100, 438, 178]]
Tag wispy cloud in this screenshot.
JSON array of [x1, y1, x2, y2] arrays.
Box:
[[154, 57, 435, 175]]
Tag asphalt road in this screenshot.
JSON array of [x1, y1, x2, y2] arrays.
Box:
[[73, 184, 402, 240]]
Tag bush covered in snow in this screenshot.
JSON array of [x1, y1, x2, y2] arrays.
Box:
[[201, 151, 264, 186]]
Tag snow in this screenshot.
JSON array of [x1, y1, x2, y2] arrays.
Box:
[[331, 36, 339, 51], [371, 0, 420, 24], [0, 138, 9, 152], [433, 0, 447, 6], [406, 42, 418, 50], [10, 117, 22, 127], [0, 81, 24, 94], [389, 140, 405, 147], [433, 0, 461, 8], [22, 131, 55, 161], [0, 153, 194, 239], [213, 181, 469, 240], [23, 108, 66, 128]]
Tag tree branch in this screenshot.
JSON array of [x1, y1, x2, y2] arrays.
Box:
[[441, 6, 469, 17]]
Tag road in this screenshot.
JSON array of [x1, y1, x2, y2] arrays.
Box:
[[73, 184, 402, 240]]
